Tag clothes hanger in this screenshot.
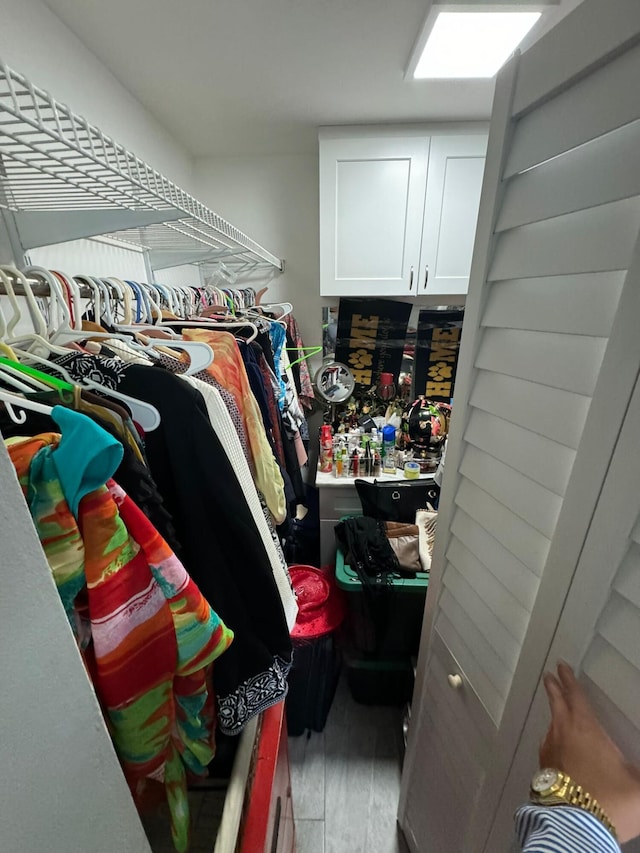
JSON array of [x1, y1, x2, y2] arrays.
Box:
[[0, 361, 43, 393], [53, 271, 83, 331], [0, 359, 54, 392], [99, 277, 123, 324], [0, 388, 54, 424], [0, 267, 74, 359], [24, 266, 74, 336], [240, 306, 287, 329], [153, 283, 175, 316], [286, 345, 324, 368], [161, 317, 260, 344], [110, 283, 216, 372], [113, 311, 216, 373], [0, 273, 83, 393], [73, 274, 103, 326], [92, 277, 115, 326], [0, 265, 48, 341], [0, 354, 77, 394], [8, 347, 77, 386], [0, 341, 18, 359], [15, 269, 162, 431], [259, 301, 293, 319], [108, 277, 133, 324]]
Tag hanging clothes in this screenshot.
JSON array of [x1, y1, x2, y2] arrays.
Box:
[[181, 372, 297, 629], [182, 328, 286, 523], [285, 313, 315, 410], [111, 364, 293, 734], [251, 333, 308, 506], [148, 349, 252, 467], [0, 385, 181, 553], [7, 409, 232, 853]]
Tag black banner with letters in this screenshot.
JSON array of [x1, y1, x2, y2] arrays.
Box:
[[334, 298, 412, 392], [414, 309, 464, 403]]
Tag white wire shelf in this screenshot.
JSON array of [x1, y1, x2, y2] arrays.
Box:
[[0, 58, 284, 271]]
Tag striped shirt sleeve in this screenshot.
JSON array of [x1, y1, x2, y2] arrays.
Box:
[[515, 805, 621, 852]]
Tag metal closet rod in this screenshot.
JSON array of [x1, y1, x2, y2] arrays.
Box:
[[0, 276, 105, 299], [0, 275, 228, 300], [0, 276, 258, 323]]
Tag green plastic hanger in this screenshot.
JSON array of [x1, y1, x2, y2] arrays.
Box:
[[0, 355, 74, 393], [285, 345, 323, 368]]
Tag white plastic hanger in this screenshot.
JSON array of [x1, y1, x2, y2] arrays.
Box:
[[13, 267, 162, 432], [45, 292, 212, 377], [160, 318, 259, 343], [81, 378, 161, 431], [73, 274, 103, 326], [0, 364, 41, 393], [0, 267, 74, 359], [0, 265, 48, 341], [0, 361, 52, 392], [8, 346, 76, 385], [113, 283, 217, 373], [260, 301, 293, 319], [240, 306, 286, 329], [106, 277, 133, 324], [0, 388, 54, 424]]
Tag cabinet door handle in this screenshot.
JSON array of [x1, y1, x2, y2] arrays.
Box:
[[409, 265, 414, 291], [423, 265, 429, 290], [448, 673, 463, 690]]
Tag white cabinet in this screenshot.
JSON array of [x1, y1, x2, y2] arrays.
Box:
[[319, 134, 430, 297], [418, 135, 487, 296], [319, 128, 488, 298]]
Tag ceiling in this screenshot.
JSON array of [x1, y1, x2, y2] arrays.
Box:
[[42, 0, 583, 158]]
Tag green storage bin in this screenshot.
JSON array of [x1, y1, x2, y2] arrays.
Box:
[[344, 648, 413, 706], [335, 533, 428, 657]]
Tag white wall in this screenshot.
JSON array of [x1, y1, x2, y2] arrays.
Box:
[[0, 0, 193, 190], [194, 153, 323, 351], [154, 264, 203, 288], [0, 441, 151, 852], [29, 238, 148, 280]]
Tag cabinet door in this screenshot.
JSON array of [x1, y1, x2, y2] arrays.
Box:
[[319, 135, 429, 296], [401, 630, 495, 853], [418, 135, 487, 296]]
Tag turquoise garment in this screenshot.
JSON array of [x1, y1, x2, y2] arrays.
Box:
[[268, 322, 287, 411], [50, 405, 123, 516]]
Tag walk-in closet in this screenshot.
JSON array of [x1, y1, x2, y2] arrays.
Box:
[[2, 2, 640, 853]]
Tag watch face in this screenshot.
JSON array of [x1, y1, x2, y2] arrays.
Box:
[[532, 768, 559, 793]]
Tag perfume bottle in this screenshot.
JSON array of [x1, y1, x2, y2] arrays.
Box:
[[377, 372, 396, 403]]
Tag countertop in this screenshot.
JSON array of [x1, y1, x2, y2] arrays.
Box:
[[315, 469, 435, 488]]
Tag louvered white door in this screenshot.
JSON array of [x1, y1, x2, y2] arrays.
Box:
[[485, 368, 640, 852], [399, 2, 640, 850]]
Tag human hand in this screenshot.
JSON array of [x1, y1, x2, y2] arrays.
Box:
[[540, 661, 640, 843]]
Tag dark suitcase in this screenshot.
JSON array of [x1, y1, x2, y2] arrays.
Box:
[[285, 633, 341, 736]]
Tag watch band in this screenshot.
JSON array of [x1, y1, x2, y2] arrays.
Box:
[[530, 771, 617, 840]]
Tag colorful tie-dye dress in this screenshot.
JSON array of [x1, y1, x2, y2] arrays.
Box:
[[8, 431, 233, 852]]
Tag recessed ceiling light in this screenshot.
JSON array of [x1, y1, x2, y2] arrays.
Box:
[[408, 4, 546, 80]]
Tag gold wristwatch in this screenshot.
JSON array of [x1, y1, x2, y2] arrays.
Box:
[[530, 768, 617, 839]]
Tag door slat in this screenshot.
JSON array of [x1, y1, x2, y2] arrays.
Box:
[[475, 328, 607, 396]]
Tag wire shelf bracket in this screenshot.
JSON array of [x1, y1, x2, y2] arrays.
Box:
[[0, 57, 285, 273]]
